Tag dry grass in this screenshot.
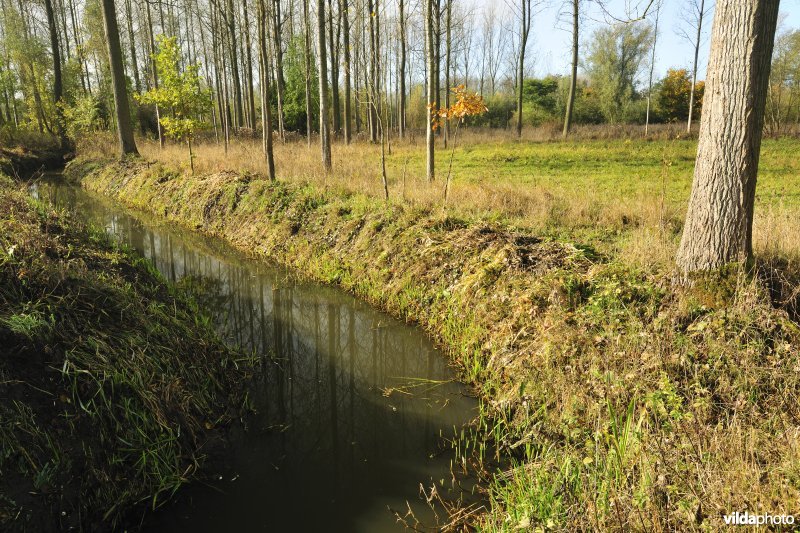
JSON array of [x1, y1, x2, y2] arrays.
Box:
[[73, 157, 800, 531], [78, 131, 800, 271]]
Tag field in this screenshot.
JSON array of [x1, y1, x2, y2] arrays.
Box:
[[83, 130, 800, 266], [72, 129, 800, 530]]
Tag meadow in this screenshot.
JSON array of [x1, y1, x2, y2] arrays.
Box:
[[82, 127, 800, 268], [73, 127, 800, 530]]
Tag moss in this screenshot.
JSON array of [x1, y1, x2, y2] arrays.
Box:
[[72, 157, 800, 531], [0, 172, 244, 531]]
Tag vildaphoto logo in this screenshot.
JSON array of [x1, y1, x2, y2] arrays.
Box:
[[723, 511, 795, 526]]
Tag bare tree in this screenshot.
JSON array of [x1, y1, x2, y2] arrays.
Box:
[[257, 0, 275, 180], [562, 0, 579, 138], [677, 0, 780, 272], [515, 0, 532, 138], [677, 0, 710, 133], [644, 0, 662, 136], [317, 0, 333, 171], [425, 0, 436, 181]]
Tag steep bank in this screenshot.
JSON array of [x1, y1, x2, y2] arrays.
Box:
[[0, 168, 243, 530], [73, 157, 800, 530]]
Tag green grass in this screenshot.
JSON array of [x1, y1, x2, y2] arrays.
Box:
[[71, 141, 800, 531], [0, 171, 245, 530]]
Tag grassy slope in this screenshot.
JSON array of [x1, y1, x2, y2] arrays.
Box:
[[0, 171, 243, 530], [72, 154, 800, 531]]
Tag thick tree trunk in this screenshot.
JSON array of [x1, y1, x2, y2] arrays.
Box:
[[676, 0, 780, 273], [425, 0, 435, 181], [44, 0, 67, 148], [317, 0, 332, 170], [101, 0, 138, 157], [562, 0, 578, 139]]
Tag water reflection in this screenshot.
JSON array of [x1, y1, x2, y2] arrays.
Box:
[[31, 179, 475, 532]]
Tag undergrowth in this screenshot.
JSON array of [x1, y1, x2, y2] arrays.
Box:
[[72, 157, 800, 531], [0, 171, 244, 531]]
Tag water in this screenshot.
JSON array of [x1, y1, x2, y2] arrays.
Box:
[[30, 177, 476, 532]]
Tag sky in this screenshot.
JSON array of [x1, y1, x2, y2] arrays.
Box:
[[511, 0, 800, 81]]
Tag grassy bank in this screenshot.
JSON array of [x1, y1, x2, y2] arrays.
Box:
[[0, 169, 244, 530], [72, 154, 800, 530]]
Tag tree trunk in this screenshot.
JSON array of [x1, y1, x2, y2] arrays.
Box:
[[562, 0, 578, 139], [676, 0, 780, 273], [272, 0, 287, 140], [226, 0, 244, 130], [516, 0, 530, 139], [242, 1, 257, 130], [340, 0, 351, 144], [398, 0, 406, 140], [258, 0, 276, 181], [645, 1, 661, 137], [145, 0, 164, 147], [444, 0, 452, 146], [124, 0, 140, 93], [328, 0, 341, 135], [317, 0, 332, 171], [44, 0, 67, 148], [425, 0, 436, 181], [303, 0, 313, 146], [687, 0, 705, 134], [101, 0, 138, 157]]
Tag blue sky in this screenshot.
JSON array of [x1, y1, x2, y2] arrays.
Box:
[[521, 0, 800, 80]]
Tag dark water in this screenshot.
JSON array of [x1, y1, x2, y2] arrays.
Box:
[[30, 178, 476, 532]]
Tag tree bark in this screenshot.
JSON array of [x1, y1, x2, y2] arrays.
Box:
[[398, 0, 406, 140], [676, 0, 780, 273], [562, 0, 578, 139], [340, 0, 352, 144], [425, 0, 436, 181], [257, 0, 276, 180], [101, 0, 138, 157], [317, 0, 333, 171], [516, 0, 531, 139], [272, 0, 287, 140], [303, 0, 313, 145], [44, 0, 67, 148]]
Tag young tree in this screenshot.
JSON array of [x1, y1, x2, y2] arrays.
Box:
[[425, 0, 436, 181], [317, 0, 332, 171], [101, 0, 138, 157], [677, 0, 780, 272], [257, 0, 275, 180], [138, 36, 211, 172], [644, 0, 662, 136], [515, 0, 532, 138], [678, 0, 709, 133], [562, 0, 579, 138]]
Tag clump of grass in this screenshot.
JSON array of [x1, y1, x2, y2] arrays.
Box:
[[72, 149, 800, 530], [0, 172, 243, 530]]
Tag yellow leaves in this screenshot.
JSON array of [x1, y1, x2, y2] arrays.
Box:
[[430, 85, 488, 130]]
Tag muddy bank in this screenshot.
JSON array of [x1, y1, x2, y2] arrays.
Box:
[[69, 156, 800, 530], [0, 167, 243, 530]]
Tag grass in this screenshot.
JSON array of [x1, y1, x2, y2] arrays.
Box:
[[0, 168, 244, 530], [71, 131, 800, 530]]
